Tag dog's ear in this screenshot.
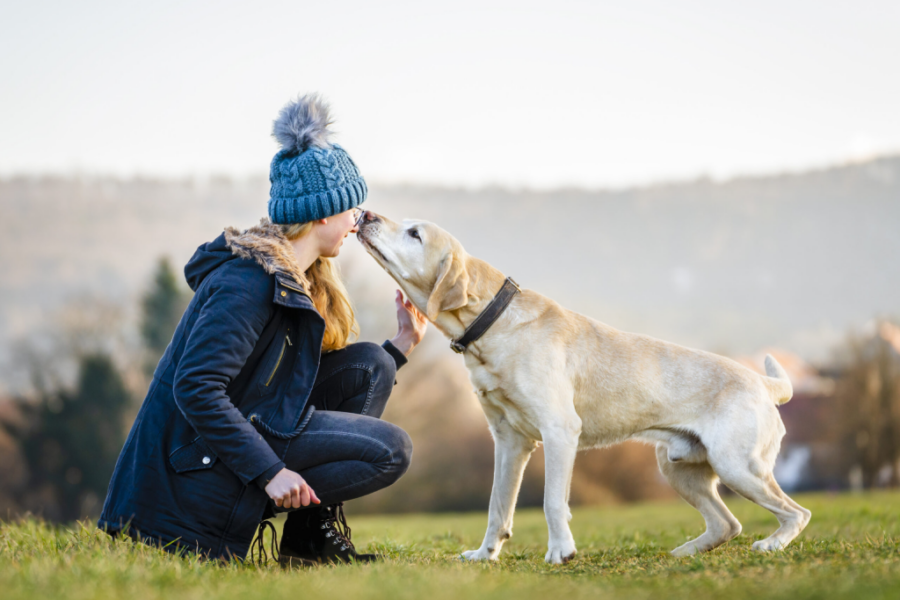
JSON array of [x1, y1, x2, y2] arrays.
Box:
[[426, 252, 469, 320]]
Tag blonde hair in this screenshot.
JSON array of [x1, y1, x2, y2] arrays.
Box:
[[281, 222, 359, 352]]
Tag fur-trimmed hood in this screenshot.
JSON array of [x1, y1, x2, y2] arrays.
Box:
[[184, 218, 308, 292]]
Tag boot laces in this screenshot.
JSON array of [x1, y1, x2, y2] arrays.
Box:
[[321, 503, 353, 551], [250, 520, 280, 566]]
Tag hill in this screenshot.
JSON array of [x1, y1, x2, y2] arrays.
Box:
[[1, 157, 898, 391]]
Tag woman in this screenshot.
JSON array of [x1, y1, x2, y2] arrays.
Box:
[[99, 95, 426, 564]]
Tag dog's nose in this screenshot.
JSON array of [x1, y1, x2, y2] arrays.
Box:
[[362, 210, 381, 224]]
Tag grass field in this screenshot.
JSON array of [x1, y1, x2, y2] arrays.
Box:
[[2, 491, 898, 600]]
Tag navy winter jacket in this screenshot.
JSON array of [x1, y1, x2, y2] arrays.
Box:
[[100, 220, 350, 559]]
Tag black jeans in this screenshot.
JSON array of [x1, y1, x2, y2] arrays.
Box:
[[275, 342, 412, 515]]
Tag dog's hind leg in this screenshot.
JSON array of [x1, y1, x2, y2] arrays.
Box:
[[713, 458, 811, 552], [461, 420, 537, 562], [541, 415, 582, 564], [710, 406, 811, 552], [656, 445, 742, 557]]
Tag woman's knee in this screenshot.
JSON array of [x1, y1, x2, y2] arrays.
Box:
[[362, 341, 397, 380], [384, 424, 413, 477], [316, 342, 397, 415], [352, 342, 397, 404]]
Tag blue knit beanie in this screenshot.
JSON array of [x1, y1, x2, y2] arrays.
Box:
[[267, 94, 367, 224]]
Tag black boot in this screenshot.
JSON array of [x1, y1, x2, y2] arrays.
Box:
[[279, 503, 379, 567]]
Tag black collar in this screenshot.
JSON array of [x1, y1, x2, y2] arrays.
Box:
[[450, 277, 521, 354]]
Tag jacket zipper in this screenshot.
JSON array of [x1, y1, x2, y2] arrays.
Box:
[[265, 332, 292, 387]]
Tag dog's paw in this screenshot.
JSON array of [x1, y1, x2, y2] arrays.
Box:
[[670, 542, 701, 557], [751, 538, 786, 552], [461, 548, 497, 561], [544, 540, 577, 564]]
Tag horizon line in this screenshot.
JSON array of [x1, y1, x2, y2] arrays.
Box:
[[1, 152, 897, 195]]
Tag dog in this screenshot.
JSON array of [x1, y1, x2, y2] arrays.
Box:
[[357, 210, 811, 564]]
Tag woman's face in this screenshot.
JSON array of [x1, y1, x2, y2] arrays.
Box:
[[317, 207, 362, 257]]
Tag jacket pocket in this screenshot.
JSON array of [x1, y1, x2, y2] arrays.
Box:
[[259, 331, 292, 393], [169, 436, 218, 473]]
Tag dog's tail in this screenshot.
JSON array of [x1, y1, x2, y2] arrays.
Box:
[[762, 354, 793, 405]]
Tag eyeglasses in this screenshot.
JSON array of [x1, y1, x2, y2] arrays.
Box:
[[352, 207, 364, 227]]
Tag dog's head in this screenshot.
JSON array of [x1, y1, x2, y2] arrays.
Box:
[[357, 211, 470, 321]]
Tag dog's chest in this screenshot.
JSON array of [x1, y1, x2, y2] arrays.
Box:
[[467, 362, 543, 440]]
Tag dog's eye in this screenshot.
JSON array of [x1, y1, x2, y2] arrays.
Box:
[[407, 229, 421, 242]]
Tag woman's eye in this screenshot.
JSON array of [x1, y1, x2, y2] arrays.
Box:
[[408, 229, 421, 241]]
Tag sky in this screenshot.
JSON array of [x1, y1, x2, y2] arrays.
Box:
[[1, 0, 899, 189]]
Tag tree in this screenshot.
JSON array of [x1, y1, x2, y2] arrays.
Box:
[[8, 353, 131, 521], [140, 257, 191, 374], [832, 321, 900, 488]]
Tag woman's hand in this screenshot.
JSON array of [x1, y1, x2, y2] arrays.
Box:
[[264, 468, 320, 509], [390, 290, 428, 356]]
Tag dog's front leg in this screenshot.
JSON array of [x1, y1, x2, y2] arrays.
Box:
[[461, 423, 536, 561], [541, 418, 581, 564]]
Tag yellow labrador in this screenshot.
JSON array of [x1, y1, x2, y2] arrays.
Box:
[[357, 211, 810, 564]]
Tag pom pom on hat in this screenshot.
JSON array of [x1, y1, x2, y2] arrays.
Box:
[[272, 93, 333, 153]]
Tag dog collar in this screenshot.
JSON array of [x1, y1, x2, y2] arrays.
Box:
[[450, 277, 521, 354]]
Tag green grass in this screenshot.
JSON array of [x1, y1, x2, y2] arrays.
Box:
[[2, 491, 898, 600]]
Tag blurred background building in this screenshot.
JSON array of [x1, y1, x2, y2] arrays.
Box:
[[1, 0, 899, 521]]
